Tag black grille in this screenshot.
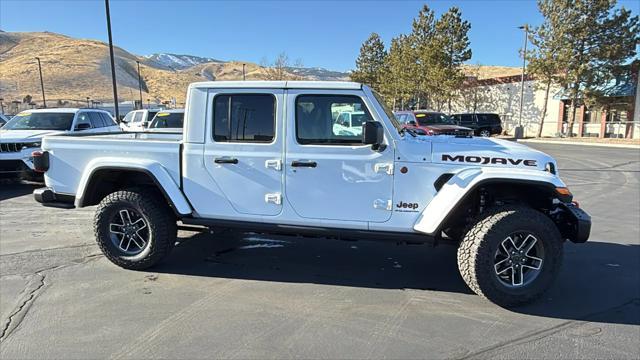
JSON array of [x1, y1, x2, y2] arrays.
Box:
[[0, 160, 29, 173], [0, 143, 22, 153]]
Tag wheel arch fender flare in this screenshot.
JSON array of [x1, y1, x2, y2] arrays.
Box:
[[413, 168, 566, 235], [74, 158, 192, 216]]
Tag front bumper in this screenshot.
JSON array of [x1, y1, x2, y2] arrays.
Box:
[[557, 202, 591, 243], [34, 187, 76, 209], [0, 148, 38, 179]]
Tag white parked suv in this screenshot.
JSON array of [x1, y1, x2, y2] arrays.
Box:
[[32, 81, 591, 307], [0, 108, 119, 180], [120, 109, 161, 132]]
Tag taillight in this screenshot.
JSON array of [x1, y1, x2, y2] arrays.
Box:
[[32, 151, 49, 173]]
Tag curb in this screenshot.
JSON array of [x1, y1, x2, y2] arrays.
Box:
[[517, 139, 640, 150]]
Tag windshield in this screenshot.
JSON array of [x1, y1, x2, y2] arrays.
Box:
[[149, 112, 184, 129], [416, 113, 455, 126], [2, 112, 74, 131], [372, 91, 402, 133]]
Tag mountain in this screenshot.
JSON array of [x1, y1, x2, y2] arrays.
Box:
[[143, 53, 225, 71], [0, 31, 350, 107]]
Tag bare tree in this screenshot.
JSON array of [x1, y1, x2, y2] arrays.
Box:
[[262, 52, 303, 80]]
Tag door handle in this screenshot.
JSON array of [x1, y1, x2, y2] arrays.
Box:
[[291, 160, 317, 168], [214, 157, 238, 164]]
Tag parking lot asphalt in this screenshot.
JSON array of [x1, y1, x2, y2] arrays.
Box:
[[0, 143, 638, 359]]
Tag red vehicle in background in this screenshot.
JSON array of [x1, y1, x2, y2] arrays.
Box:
[[394, 110, 473, 136]]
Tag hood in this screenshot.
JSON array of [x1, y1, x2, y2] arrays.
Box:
[[0, 129, 66, 142], [397, 135, 556, 172]]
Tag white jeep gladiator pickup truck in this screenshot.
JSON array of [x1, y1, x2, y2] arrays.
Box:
[[33, 81, 591, 307]]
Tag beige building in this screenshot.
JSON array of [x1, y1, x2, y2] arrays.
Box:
[[452, 65, 639, 139]]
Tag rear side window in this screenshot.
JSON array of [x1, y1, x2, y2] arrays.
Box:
[[477, 114, 501, 124], [213, 94, 275, 143], [460, 114, 474, 123], [296, 95, 372, 145]]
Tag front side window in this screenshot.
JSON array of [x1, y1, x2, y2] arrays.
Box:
[[3, 112, 75, 131], [133, 112, 143, 123], [296, 95, 372, 145], [213, 94, 275, 142], [149, 112, 184, 128], [122, 112, 134, 123], [75, 113, 92, 129], [89, 112, 105, 128]]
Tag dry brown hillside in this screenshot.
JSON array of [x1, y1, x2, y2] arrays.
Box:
[[0, 31, 315, 106]]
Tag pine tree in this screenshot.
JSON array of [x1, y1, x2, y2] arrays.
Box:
[[351, 33, 387, 91], [528, 8, 567, 137], [409, 5, 437, 109], [539, 0, 639, 137], [382, 35, 415, 109], [433, 7, 472, 113]]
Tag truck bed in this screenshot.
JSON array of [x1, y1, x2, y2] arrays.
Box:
[[42, 131, 183, 196]]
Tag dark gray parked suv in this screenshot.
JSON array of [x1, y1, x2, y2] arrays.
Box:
[[451, 113, 503, 137]]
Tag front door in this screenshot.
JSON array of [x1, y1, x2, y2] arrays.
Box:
[[284, 90, 394, 223], [203, 90, 284, 216]]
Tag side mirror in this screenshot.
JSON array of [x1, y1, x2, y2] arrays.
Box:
[[408, 120, 417, 126], [363, 121, 384, 150], [74, 123, 91, 131]]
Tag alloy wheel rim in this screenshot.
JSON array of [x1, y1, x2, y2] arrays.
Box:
[[493, 232, 544, 288], [480, 130, 491, 137], [109, 208, 149, 255]]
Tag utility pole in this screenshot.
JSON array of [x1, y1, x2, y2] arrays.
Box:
[[105, 0, 120, 120], [35, 57, 47, 108], [516, 24, 529, 139], [242, 63, 246, 80], [136, 60, 143, 109]]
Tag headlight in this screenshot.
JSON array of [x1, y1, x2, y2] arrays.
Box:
[[21, 142, 41, 150]]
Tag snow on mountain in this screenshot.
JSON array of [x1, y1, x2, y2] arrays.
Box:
[[143, 53, 225, 70]]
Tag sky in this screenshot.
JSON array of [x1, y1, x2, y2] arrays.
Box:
[[1, 0, 638, 72]]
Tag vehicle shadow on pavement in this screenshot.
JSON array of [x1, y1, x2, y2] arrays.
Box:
[[0, 182, 39, 201], [157, 233, 640, 326], [159, 231, 472, 294]]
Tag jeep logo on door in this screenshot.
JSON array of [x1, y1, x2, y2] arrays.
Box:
[[441, 154, 537, 167], [395, 201, 419, 212]]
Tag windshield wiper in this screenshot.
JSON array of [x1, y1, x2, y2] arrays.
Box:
[[399, 127, 418, 137]]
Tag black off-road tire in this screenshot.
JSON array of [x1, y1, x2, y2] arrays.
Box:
[[94, 188, 177, 270], [457, 205, 563, 307]]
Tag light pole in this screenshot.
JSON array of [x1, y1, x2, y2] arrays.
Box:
[[516, 24, 529, 139], [242, 63, 246, 80], [105, 0, 120, 120], [35, 57, 47, 108], [136, 60, 143, 109]]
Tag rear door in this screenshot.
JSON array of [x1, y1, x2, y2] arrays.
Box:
[[202, 90, 284, 216]]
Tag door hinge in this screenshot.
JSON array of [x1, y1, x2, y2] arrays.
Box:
[[265, 159, 282, 171], [373, 199, 392, 211], [374, 163, 394, 175], [265, 193, 282, 205]]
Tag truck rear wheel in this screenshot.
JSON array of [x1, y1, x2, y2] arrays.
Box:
[[94, 188, 177, 270], [457, 205, 563, 307]]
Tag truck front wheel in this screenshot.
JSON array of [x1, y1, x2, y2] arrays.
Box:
[[94, 188, 177, 270], [457, 206, 563, 307]]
